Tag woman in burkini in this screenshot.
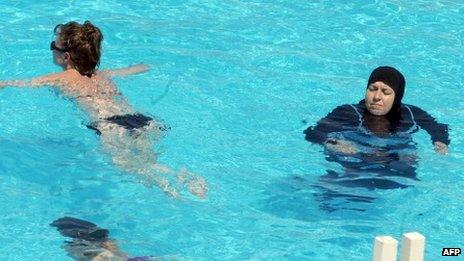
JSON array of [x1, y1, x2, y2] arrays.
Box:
[[303, 66, 449, 211], [0, 21, 207, 198]]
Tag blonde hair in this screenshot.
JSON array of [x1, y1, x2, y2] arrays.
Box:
[[55, 21, 103, 77]]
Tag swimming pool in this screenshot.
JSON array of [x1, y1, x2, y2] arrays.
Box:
[[0, 0, 463, 259]]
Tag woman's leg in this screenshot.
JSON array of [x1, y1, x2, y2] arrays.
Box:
[[98, 124, 207, 198]]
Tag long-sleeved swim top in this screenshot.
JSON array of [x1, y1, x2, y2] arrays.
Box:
[[304, 100, 450, 146]]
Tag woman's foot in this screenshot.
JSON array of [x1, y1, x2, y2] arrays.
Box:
[[177, 168, 208, 199]]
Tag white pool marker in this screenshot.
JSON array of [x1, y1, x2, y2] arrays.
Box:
[[373, 236, 398, 261], [401, 232, 425, 261]]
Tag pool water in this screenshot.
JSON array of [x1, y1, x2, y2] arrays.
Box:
[[0, 0, 463, 260]]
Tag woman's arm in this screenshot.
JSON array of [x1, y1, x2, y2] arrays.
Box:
[[101, 64, 149, 78], [304, 104, 358, 145], [0, 80, 29, 87], [0, 72, 66, 88], [409, 105, 450, 154]]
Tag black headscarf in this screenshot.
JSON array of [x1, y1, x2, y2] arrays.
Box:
[[367, 66, 405, 115], [361, 66, 406, 134]]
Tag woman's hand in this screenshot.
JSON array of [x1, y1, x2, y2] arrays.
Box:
[[434, 141, 448, 155], [324, 139, 358, 154]]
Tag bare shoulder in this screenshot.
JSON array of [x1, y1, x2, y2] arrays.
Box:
[[93, 70, 108, 78], [30, 70, 76, 87], [94, 70, 112, 80]]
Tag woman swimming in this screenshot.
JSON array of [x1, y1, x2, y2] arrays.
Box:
[[0, 21, 207, 198], [51, 216, 160, 260], [303, 66, 450, 211]]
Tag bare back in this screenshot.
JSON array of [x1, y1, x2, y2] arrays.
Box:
[[54, 69, 135, 121]]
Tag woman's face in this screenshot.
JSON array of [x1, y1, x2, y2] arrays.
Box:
[[51, 36, 69, 68], [364, 81, 396, 116]]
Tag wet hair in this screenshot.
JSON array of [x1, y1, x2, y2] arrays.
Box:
[[54, 21, 103, 77], [366, 66, 406, 114], [50, 216, 109, 242]]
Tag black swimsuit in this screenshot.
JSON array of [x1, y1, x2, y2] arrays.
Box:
[[86, 113, 167, 135], [303, 101, 450, 211]]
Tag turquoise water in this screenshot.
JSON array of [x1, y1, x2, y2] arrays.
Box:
[[0, 0, 463, 260]]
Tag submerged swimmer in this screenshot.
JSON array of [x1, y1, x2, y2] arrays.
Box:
[[303, 66, 450, 211], [51, 216, 160, 260], [0, 21, 207, 198]]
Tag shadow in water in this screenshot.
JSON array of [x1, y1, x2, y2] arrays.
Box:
[[258, 145, 420, 220]]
